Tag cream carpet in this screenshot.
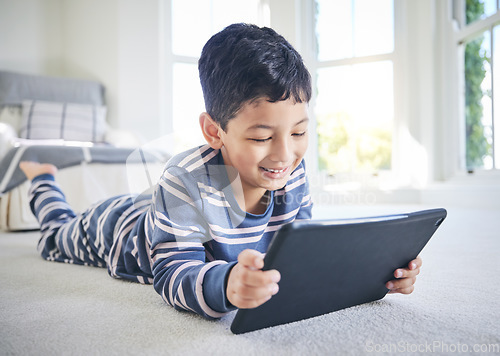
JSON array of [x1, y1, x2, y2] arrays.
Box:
[[1, 204, 499, 355]]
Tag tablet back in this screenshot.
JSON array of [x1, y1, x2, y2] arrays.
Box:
[[230, 208, 447, 334]]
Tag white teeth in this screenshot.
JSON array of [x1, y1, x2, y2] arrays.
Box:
[[263, 167, 285, 173]]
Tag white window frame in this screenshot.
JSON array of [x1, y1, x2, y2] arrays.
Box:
[[301, 0, 500, 186], [159, 0, 270, 144], [159, 0, 500, 187], [298, 0, 399, 183], [454, 0, 500, 172]]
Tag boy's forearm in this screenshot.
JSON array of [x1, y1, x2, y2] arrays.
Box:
[[152, 259, 237, 319], [202, 261, 238, 313]]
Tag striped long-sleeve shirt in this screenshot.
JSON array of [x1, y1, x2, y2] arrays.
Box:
[[125, 145, 312, 318], [34, 144, 312, 319]]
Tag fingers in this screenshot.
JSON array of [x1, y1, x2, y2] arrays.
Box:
[[237, 249, 265, 270], [238, 265, 280, 287], [228, 268, 280, 308], [386, 257, 423, 295], [387, 285, 415, 295], [227, 250, 281, 309], [409, 256, 422, 270], [386, 276, 417, 294], [237, 249, 280, 286], [393, 266, 420, 279], [228, 278, 279, 309], [393, 256, 422, 279]]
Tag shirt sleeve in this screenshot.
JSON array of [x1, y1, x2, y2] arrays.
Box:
[[150, 166, 236, 319], [295, 162, 313, 221], [296, 193, 313, 220]]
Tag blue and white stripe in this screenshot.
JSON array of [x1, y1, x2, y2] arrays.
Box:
[[29, 144, 312, 319]]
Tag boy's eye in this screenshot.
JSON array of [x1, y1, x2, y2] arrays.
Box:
[[250, 137, 272, 143], [249, 132, 306, 142]]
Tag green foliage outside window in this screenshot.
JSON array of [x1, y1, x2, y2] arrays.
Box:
[[317, 112, 392, 174], [464, 0, 491, 169]]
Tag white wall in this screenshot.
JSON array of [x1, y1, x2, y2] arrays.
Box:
[[0, 0, 62, 75], [2, 0, 499, 208], [61, 0, 163, 139], [0, 0, 162, 140], [59, 0, 120, 127], [392, 0, 437, 188], [116, 0, 162, 140], [0, 0, 309, 142]]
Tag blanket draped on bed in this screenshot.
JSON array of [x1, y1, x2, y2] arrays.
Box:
[[0, 144, 166, 195]]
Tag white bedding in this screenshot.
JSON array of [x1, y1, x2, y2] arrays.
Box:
[[0, 70, 159, 231], [0, 161, 164, 231]]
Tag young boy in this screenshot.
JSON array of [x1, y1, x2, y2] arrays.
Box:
[[20, 23, 422, 320]]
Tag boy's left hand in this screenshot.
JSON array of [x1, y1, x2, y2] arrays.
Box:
[[386, 256, 422, 294]]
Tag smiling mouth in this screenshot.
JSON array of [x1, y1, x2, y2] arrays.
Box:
[[259, 165, 292, 183], [261, 167, 288, 173]]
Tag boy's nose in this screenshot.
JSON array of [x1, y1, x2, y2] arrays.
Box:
[[270, 138, 292, 163]]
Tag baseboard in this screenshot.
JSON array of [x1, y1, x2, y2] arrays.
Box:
[[311, 184, 500, 209]]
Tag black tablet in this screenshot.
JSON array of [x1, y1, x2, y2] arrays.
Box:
[[230, 208, 447, 334]]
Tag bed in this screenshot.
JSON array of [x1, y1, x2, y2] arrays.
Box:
[[0, 70, 168, 231]]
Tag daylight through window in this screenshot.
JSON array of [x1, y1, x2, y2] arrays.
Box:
[[314, 0, 395, 178], [461, 0, 500, 171]]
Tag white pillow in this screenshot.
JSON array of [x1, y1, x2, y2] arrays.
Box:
[[19, 100, 107, 142], [0, 106, 23, 133], [0, 122, 17, 158]]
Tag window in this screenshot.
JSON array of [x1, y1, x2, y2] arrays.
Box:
[[167, 0, 269, 153], [312, 0, 395, 178], [457, 0, 500, 171]]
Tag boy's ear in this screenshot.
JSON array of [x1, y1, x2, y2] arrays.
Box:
[[199, 112, 224, 149]]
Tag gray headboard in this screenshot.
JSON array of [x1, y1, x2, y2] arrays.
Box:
[[0, 70, 105, 108]]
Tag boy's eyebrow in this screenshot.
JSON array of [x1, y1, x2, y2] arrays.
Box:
[[246, 118, 309, 131]]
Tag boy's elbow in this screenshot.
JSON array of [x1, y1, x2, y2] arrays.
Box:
[[173, 304, 226, 320]]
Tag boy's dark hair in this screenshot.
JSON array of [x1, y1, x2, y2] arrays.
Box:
[[198, 23, 312, 131]]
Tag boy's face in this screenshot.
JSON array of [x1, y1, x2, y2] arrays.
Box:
[[219, 98, 309, 200]]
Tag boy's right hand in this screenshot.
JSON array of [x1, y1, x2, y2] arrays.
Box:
[[226, 249, 281, 309]]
